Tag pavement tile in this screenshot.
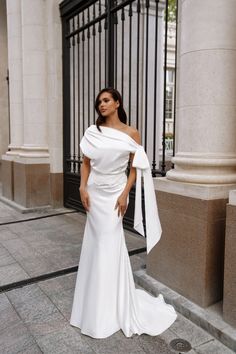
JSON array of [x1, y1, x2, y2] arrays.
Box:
[[83, 329, 145, 354], [195, 339, 235, 354], [6, 284, 67, 337], [0, 322, 37, 354], [0, 227, 19, 241], [0, 293, 22, 332], [0, 245, 16, 267], [169, 312, 212, 348], [6, 222, 33, 238], [1, 238, 58, 277], [125, 232, 146, 250], [38, 273, 76, 296], [137, 330, 176, 354], [47, 288, 74, 321], [35, 326, 96, 354], [0, 262, 29, 286], [39, 245, 81, 268], [130, 254, 146, 272]]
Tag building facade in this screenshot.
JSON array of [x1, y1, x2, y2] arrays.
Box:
[[0, 0, 235, 333]]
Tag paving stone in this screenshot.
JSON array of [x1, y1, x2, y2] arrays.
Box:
[[0, 227, 19, 241], [38, 273, 76, 296], [0, 245, 16, 267], [125, 231, 146, 250], [6, 284, 67, 337], [46, 288, 74, 321], [137, 330, 176, 354], [195, 339, 235, 354], [0, 262, 29, 285], [35, 326, 96, 354], [1, 238, 59, 278], [39, 245, 81, 268], [0, 322, 37, 354], [0, 293, 23, 332], [83, 329, 145, 354], [169, 312, 212, 348], [130, 254, 146, 272]]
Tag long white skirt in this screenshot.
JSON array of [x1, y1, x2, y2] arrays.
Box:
[[70, 181, 177, 338]]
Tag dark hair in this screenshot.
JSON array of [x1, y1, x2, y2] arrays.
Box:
[[95, 88, 127, 131]]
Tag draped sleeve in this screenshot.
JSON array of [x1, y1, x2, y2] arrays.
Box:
[[80, 127, 95, 159], [132, 145, 162, 254]]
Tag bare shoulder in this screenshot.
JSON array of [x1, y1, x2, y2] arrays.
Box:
[[127, 126, 141, 144]]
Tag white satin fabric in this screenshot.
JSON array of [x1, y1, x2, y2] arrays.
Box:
[[70, 124, 177, 338]]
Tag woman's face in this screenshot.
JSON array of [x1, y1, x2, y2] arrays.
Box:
[[98, 92, 120, 117]]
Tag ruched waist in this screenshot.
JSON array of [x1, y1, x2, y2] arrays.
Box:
[[88, 169, 127, 187]]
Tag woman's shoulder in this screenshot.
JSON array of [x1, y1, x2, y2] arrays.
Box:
[[125, 125, 141, 144]]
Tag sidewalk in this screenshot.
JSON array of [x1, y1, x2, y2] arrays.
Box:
[[0, 200, 234, 354]]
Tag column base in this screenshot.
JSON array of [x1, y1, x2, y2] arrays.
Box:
[[223, 192, 236, 326], [1, 155, 64, 209], [147, 178, 236, 307], [1, 156, 14, 200], [50, 173, 63, 208]]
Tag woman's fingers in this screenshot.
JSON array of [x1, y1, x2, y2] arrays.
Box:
[[117, 204, 127, 217], [85, 196, 90, 211], [81, 195, 90, 211]]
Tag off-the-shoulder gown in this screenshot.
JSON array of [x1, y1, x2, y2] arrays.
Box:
[[70, 124, 177, 338]]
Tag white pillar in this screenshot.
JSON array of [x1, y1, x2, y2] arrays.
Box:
[[20, 0, 49, 157], [6, 0, 24, 154], [167, 0, 236, 184], [0, 0, 9, 158], [46, 0, 63, 173]]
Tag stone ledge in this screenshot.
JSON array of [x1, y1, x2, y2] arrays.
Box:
[[134, 269, 236, 353]]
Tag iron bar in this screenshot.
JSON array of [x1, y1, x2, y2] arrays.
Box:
[[6, 69, 10, 147], [128, 3, 133, 125], [62, 17, 71, 178], [98, 0, 102, 90], [65, 13, 106, 38], [104, 2, 107, 86], [77, 15, 81, 161], [136, 0, 140, 130], [114, 1, 118, 89], [162, 0, 169, 174], [82, 11, 85, 133], [144, 0, 150, 151], [172, 0, 178, 163], [152, 0, 159, 174], [65, 0, 137, 39], [72, 18, 76, 173], [121, 7, 125, 97], [93, 4, 96, 123], [87, 8, 91, 126]]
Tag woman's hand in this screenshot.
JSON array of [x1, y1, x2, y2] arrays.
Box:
[[115, 192, 128, 217], [80, 187, 90, 211]]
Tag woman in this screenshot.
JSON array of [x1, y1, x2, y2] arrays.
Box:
[[70, 88, 177, 338]]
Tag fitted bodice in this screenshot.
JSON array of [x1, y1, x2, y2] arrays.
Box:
[[80, 124, 162, 254]]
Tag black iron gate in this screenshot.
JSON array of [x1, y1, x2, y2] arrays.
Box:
[[60, 0, 177, 230]]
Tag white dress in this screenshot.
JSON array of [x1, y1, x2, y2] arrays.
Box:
[[70, 124, 177, 338]]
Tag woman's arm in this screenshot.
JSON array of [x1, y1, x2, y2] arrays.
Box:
[[79, 155, 91, 211], [115, 129, 141, 217]]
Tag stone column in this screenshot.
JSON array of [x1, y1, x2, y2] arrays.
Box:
[[147, 0, 236, 307], [2, 0, 51, 209], [5, 0, 24, 154], [167, 0, 236, 185], [46, 0, 63, 207], [20, 0, 48, 158], [2, 0, 24, 199]]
